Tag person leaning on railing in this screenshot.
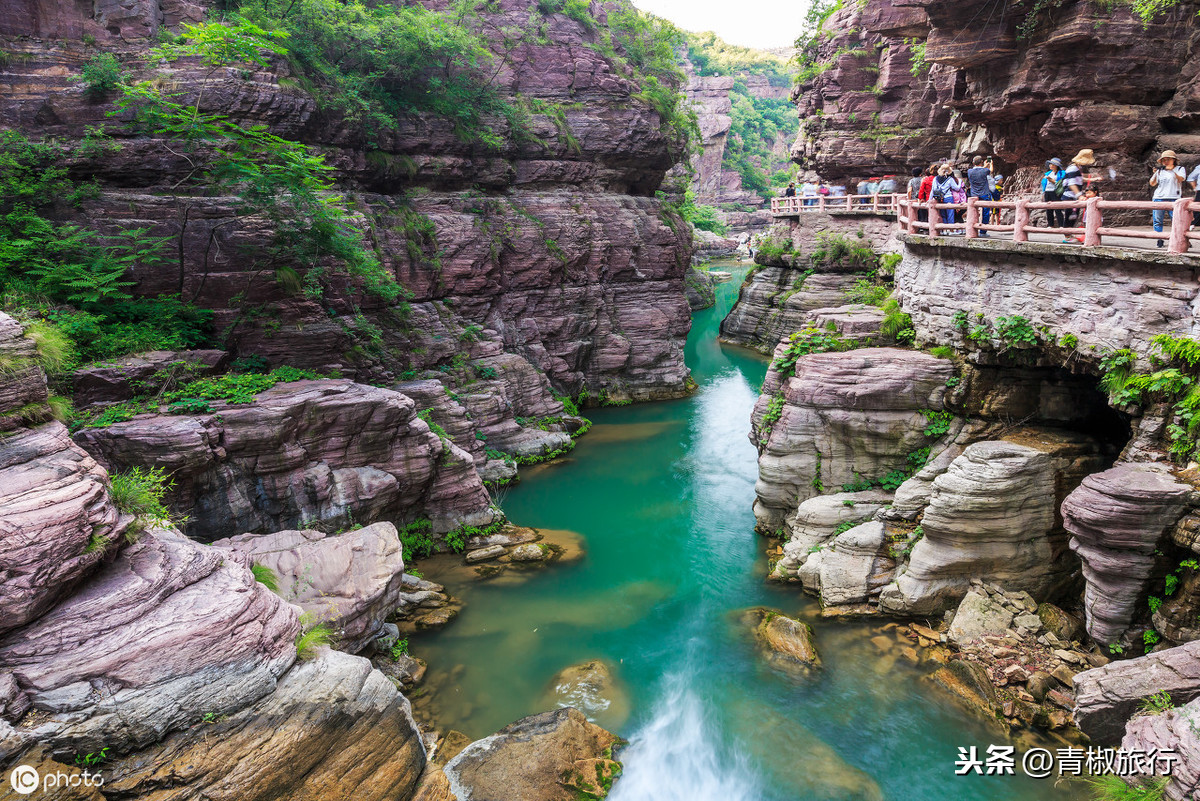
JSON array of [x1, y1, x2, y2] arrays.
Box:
[[1150, 149, 1187, 248]]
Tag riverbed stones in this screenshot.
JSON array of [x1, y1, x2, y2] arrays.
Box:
[[880, 441, 1076, 616], [1073, 639, 1200, 745], [1037, 603, 1084, 643], [752, 347, 954, 533], [543, 659, 630, 732], [465, 545, 507, 564], [510, 542, 549, 562], [1064, 463, 1193, 645], [213, 523, 406, 654], [443, 708, 620, 801]]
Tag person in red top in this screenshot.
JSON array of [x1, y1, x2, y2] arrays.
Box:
[[917, 163, 938, 229]]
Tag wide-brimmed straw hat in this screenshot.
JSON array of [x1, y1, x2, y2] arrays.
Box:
[[1072, 149, 1096, 166], [1159, 150, 1179, 164]]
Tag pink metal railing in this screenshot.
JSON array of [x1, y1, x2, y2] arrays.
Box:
[[770, 193, 902, 216], [894, 195, 1200, 255]]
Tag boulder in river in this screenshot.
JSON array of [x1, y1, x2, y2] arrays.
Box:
[[443, 707, 620, 801], [543, 659, 630, 732], [744, 607, 821, 673]]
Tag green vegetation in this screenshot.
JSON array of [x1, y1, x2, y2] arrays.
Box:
[[678, 190, 727, 235], [1138, 690, 1174, 715], [1082, 775, 1167, 801], [79, 52, 126, 98], [844, 278, 890, 306], [810, 233, 877, 271], [1097, 335, 1200, 462], [295, 614, 335, 659], [995, 315, 1038, 347], [74, 747, 109, 768], [398, 518, 436, 559], [251, 563, 280, 592], [771, 327, 855, 379], [686, 31, 791, 85], [881, 298, 914, 345], [390, 637, 410, 661], [758, 391, 786, 445], [108, 466, 174, 534]]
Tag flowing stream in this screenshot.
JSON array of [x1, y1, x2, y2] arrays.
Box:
[[414, 260, 1083, 800]]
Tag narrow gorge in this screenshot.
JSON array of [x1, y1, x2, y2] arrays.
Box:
[[4, 0, 1200, 800]]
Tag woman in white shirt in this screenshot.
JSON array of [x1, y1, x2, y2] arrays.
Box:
[[1150, 149, 1187, 247]]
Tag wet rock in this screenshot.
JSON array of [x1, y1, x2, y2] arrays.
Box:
[[75, 380, 498, 541], [946, 590, 1014, 646], [465, 545, 506, 564], [510, 542, 549, 562], [684, 266, 717, 310], [881, 441, 1080, 616], [745, 607, 821, 673], [443, 708, 620, 801], [213, 523, 406, 654], [1064, 463, 1193, 644], [1074, 640, 1200, 745], [543, 659, 630, 732], [930, 659, 1000, 718]]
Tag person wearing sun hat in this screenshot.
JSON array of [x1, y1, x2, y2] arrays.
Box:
[[1060, 149, 1094, 238], [1150, 149, 1187, 247], [1041, 157, 1066, 228]]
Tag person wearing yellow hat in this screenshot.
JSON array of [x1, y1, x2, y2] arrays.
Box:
[[1150, 149, 1186, 247]]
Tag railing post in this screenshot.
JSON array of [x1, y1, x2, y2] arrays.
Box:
[[1170, 196, 1190, 254], [1084, 197, 1101, 247], [1013, 199, 1029, 242], [872, 194, 879, 212], [818, 195, 825, 212], [965, 197, 978, 239], [906, 199, 917, 234]]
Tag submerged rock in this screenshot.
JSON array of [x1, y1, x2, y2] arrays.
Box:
[[543, 659, 630, 732], [443, 707, 620, 801], [213, 523, 407, 654], [1064, 463, 1193, 645]]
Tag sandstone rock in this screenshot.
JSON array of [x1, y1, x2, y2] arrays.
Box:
[[752, 347, 953, 533], [99, 650, 428, 801], [1065, 463, 1193, 644], [946, 590, 1014, 645], [543, 659, 630, 732], [930, 659, 1000, 719], [772, 490, 892, 578], [1120, 697, 1200, 801], [745, 607, 821, 674], [510, 542, 548, 562], [71, 349, 227, 408], [1074, 640, 1200, 745], [1027, 672, 1056, 703], [75, 380, 497, 541], [443, 708, 619, 801], [683, 266, 716, 311], [0, 525, 299, 755], [465, 545, 506, 564], [804, 521, 893, 607], [213, 523, 407, 654], [882, 441, 1077, 616]]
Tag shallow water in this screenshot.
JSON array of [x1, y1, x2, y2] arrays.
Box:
[[413, 260, 1082, 800]]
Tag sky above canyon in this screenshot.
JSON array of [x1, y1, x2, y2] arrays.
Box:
[[632, 0, 808, 49]]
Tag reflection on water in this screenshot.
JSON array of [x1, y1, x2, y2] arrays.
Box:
[[411, 260, 1084, 800]]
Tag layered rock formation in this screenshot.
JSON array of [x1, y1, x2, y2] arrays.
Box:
[[881, 437, 1106, 616], [1121, 697, 1200, 801], [1064, 464, 1194, 645], [1075, 639, 1200, 745], [720, 213, 897, 353], [0, 0, 695, 402], [792, 0, 1200, 200], [75, 380, 497, 540], [751, 347, 954, 533]]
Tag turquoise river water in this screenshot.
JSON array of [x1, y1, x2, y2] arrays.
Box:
[[414, 261, 1084, 800]]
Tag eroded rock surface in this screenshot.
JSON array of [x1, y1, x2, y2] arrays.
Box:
[[1064, 463, 1193, 645], [75, 380, 497, 541], [1120, 697, 1200, 801], [1075, 640, 1200, 746], [214, 523, 407, 654]]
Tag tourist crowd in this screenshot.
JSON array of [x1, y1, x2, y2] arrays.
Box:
[[782, 147, 1200, 247]]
